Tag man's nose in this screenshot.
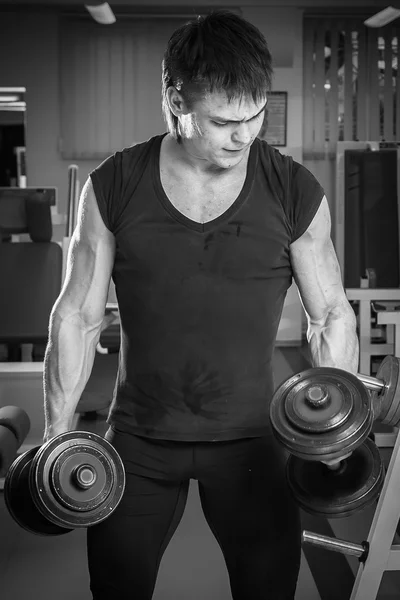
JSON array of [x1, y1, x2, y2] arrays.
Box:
[[232, 122, 252, 146]]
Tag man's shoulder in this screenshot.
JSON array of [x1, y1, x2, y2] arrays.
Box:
[[116, 133, 165, 164], [92, 134, 164, 177], [255, 138, 293, 169], [93, 134, 166, 188], [256, 139, 312, 183]]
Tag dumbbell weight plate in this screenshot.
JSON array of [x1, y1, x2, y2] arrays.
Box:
[[30, 431, 125, 529], [286, 437, 385, 518], [270, 367, 372, 462], [375, 356, 400, 427], [4, 447, 72, 536]]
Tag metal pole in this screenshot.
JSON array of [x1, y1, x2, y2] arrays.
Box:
[[356, 373, 385, 393], [302, 531, 369, 562], [66, 164, 79, 237]]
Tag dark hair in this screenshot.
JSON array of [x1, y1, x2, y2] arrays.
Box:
[[161, 10, 273, 141]]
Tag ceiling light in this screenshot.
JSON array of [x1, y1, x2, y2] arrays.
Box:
[[364, 6, 400, 28], [85, 3, 116, 25]]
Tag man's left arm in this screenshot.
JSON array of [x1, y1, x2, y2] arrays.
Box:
[[289, 195, 359, 375]]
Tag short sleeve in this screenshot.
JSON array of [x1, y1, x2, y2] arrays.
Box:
[[289, 162, 325, 243], [89, 136, 161, 234], [89, 153, 123, 233]]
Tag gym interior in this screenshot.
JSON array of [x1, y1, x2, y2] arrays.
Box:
[[1, 0, 400, 598]]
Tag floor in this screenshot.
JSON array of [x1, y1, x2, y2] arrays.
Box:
[[1, 345, 400, 599]]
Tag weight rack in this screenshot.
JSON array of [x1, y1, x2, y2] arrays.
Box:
[[303, 420, 400, 599]]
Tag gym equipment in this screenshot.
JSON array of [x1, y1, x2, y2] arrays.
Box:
[[0, 405, 30, 476], [0, 190, 62, 349], [66, 164, 78, 238], [270, 356, 400, 598], [269, 361, 396, 516], [301, 424, 400, 600], [270, 356, 400, 462], [368, 355, 400, 426], [0, 165, 107, 450], [345, 288, 400, 379], [4, 431, 125, 536], [303, 530, 370, 563], [0, 181, 67, 447], [287, 437, 385, 518], [270, 367, 373, 463]]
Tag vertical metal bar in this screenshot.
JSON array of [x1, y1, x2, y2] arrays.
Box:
[[359, 298, 372, 374], [66, 164, 79, 237]]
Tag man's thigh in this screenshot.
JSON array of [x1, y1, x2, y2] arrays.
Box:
[[87, 429, 190, 599], [196, 435, 301, 600]]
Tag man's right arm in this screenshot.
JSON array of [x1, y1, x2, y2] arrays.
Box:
[[43, 177, 116, 442]]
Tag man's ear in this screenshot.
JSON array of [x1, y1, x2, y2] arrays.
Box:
[[166, 86, 189, 117]]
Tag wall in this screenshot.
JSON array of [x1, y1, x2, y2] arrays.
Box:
[[0, 6, 304, 234], [0, 11, 95, 238], [0, 5, 305, 342]]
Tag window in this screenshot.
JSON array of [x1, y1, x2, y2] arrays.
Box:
[[59, 16, 185, 159], [303, 17, 400, 159]]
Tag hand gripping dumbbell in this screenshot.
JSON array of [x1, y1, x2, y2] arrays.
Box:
[[269, 356, 400, 518], [0, 406, 31, 477], [4, 431, 125, 536]]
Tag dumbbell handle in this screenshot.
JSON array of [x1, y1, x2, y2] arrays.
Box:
[[356, 373, 386, 393], [302, 531, 369, 562]]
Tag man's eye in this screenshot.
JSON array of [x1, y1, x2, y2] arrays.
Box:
[[212, 121, 228, 127]]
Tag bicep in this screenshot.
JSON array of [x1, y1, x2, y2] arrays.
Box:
[[289, 196, 347, 322], [55, 177, 116, 326]]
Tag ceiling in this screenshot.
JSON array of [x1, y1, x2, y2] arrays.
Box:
[[0, 0, 397, 24], [0, 0, 397, 7]]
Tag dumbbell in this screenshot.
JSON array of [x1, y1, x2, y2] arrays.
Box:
[[0, 406, 31, 477], [270, 355, 400, 461], [269, 361, 398, 518], [4, 431, 125, 536]]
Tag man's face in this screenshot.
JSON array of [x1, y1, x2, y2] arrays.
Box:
[[178, 90, 267, 170]]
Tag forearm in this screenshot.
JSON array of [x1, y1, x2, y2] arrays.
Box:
[[307, 302, 359, 374], [43, 310, 102, 439]]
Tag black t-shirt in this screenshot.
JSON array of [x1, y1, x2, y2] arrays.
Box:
[[90, 134, 324, 441]]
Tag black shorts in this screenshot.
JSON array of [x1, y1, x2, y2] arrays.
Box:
[[87, 427, 301, 600]]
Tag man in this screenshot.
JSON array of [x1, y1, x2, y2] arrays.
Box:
[[43, 9, 358, 600]]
